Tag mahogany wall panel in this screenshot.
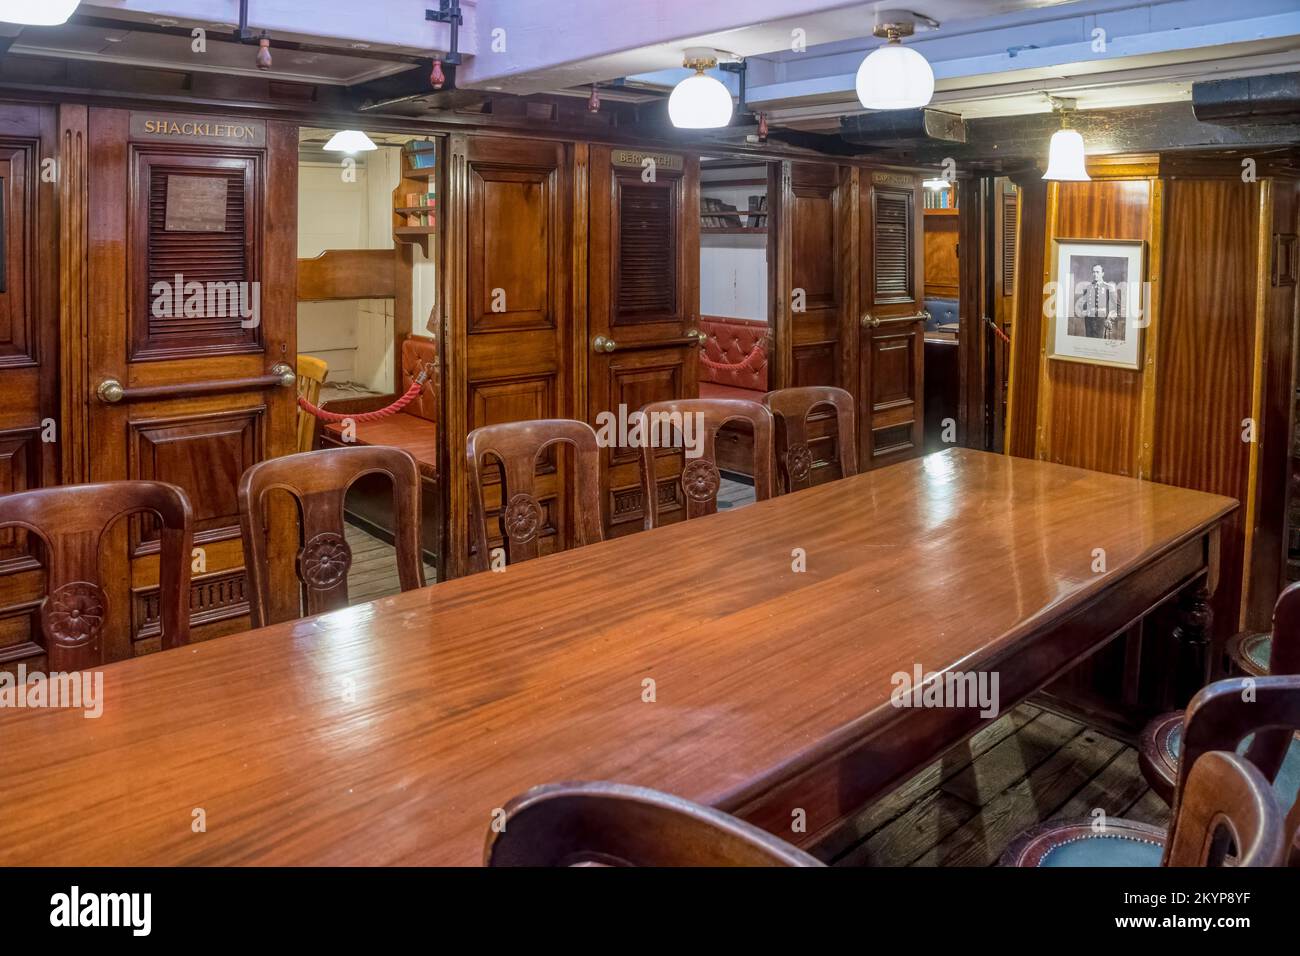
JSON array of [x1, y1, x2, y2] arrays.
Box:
[[1042, 179, 1151, 476], [1005, 176, 1046, 459], [1153, 179, 1260, 635]]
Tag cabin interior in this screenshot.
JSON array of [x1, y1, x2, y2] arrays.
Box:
[[1, 0, 1299, 884]]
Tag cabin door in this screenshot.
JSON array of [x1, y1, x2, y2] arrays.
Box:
[[774, 161, 856, 484], [0, 103, 58, 677], [444, 135, 577, 575], [83, 109, 299, 658], [587, 147, 699, 537], [858, 171, 925, 468]]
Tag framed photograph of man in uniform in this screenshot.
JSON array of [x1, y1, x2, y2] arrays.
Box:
[[1047, 238, 1145, 370]]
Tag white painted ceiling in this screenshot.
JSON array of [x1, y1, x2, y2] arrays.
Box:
[[4, 0, 1298, 127]]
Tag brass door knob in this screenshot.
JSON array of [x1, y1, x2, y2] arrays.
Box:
[[592, 335, 617, 353], [861, 314, 881, 329], [271, 363, 297, 388], [686, 328, 708, 344], [97, 379, 125, 404]]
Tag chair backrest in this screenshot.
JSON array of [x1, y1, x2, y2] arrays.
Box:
[[484, 781, 825, 867], [1164, 750, 1285, 866], [638, 398, 774, 528], [399, 335, 439, 425], [295, 354, 328, 453], [0, 482, 193, 670], [762, 386, 858, 494], [1176, 674, 1300, 858], [465, 419, 603, 572], [238, 446, 424, 627], [1268, 579, 1300, 675]]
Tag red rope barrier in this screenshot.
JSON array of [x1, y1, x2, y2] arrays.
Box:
[[297, 378, 424, 424], [699, 340, 767, 373]]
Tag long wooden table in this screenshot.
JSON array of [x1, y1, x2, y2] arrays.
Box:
[[0, 450, 1235, 865]]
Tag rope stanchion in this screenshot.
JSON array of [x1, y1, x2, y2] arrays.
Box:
[[297, 371, 428, 424]]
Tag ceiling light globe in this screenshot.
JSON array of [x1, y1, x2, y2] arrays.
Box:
[[855, 42, 934, 110], [1042, 128, 1091, 181], [668, 71, 734, 129]]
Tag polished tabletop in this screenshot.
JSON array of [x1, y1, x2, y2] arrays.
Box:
[[0, 449, 1235, 865]]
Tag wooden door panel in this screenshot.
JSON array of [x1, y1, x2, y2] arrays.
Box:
[[588, 147, 697, 537], [860, 171, 925, 469], [86, 109, 297, 648], [127, 403, 266, 552], [0, 103, 58, 677], [446, 135, 574, 574]]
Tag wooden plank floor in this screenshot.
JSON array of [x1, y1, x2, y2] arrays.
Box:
[[344, 514, 1169, 866]]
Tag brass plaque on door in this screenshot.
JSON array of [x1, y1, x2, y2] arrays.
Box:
[[165, 175, 228, 232]]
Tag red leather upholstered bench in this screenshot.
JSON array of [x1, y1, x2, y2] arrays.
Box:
[[317, 335, 441, 571], [697, 315, 769, 476]]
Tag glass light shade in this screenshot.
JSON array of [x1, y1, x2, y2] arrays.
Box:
[[1042, 128, 1091, 181], [323, 130, 378, 153], [0, 0, 79, 25], [855, 42, 934, 110], [667, 71, 734, 129]]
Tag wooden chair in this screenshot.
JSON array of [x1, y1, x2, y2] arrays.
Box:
[[484, 781, 824, 867], [295, 354, 328, 453], [637, 398, 774, 529], [762, 386, 858, 494], [0, 482, 193, 670], [1000, 749, 1285, 867], [1223, 580, 1300, 678], [466, 419, 603, 572], [1139, 582, 1300, 806], [238, 446, 424, 627]]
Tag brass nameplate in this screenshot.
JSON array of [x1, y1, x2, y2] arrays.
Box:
[[131, 113, 265, 147], [872, 171, 915, 188], [612, 149, 683, 171], [165, 175, 228, 232]]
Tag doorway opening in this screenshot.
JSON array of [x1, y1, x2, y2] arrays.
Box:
[[696, 155, 779, 511]]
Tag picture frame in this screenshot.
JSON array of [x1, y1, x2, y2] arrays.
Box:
[[1047, 238, 1146, 370]]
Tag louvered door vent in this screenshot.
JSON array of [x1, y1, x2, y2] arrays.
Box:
[[148, 169, 248, 340], [874, 190, 912, 300], [617, 183, 677, 320], [1002, 193, 1018, 295]]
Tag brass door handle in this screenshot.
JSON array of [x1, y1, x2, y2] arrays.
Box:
[[592, 335, 617, 353], [861, 314, 881, 329], [686, 328, 708, 344], [96, 365, 298, 404], [97, 378, 125, 404]]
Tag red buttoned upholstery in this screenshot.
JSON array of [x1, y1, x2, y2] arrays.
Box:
[[698, 315, 768, 399]]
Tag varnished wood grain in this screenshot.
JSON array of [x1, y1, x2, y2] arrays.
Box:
[[1155, 179, 1260, 640], [0, 451, 1235, 866]]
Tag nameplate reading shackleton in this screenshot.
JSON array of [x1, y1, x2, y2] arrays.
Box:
[[611, 149, 683, 172], [165, 176, 228, 232], [130, 113, 266, 147]]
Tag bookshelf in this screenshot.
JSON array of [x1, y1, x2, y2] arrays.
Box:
[[392, 139, 437, 256]]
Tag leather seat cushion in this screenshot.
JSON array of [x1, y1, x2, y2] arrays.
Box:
[[1166, 723, 1300, 807], [924, 297, 959, 332], [1000, 818, 1166, 867], [323, 413, 437, 478], [1039, 833, 1165, 867]]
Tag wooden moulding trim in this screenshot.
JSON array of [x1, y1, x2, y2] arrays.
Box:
[[297, 248, 396, 301], [1033, 181, 1060, 462], [1240, 179, 1274, 630], [1136, 176, 1163, 481]]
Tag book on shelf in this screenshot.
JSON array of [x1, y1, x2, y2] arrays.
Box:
[[404, 139, 437, 170], [747, 194, 767, 228]]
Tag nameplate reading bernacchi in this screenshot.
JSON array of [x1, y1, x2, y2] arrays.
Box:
[[611, 150, 683, 172], [131, 114, 266, 147]]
